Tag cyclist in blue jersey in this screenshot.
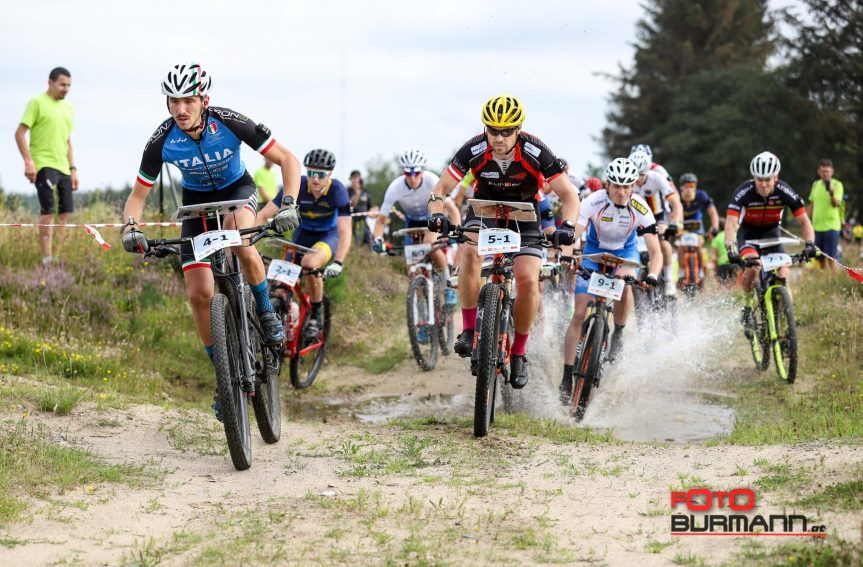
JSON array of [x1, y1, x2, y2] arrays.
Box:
[[678, 173, 720, 236], [120, 64, 302, 419], [257, 149, 352, 342]]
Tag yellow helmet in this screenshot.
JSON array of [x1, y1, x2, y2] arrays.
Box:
[[481, 94, 525, 128]]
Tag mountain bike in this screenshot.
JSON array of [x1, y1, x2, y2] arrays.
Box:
[[676, 220, 705, 300], [145, 199, 281, 470], [448, 199, 553, 438], [633, 231, 677, 332], [735, 238, 807, 383], [388, 227, 455, 371], [569, 252, 646, 421], [261, 239, 332, 390]]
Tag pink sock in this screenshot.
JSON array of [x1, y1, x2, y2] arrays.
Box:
[[511, 332, 529, 356], [462, 307, 477, 331]]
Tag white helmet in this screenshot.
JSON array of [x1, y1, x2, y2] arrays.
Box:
[[605, 158, 640, 185], [750, 151, 781, 178], [628, 150, 652, 173], [631, 144, 653, 161], [399, 149, 428, 169], [161, 63, 212, 97]]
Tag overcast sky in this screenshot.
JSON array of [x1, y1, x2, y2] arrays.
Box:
[[1, 0, 801, 196]]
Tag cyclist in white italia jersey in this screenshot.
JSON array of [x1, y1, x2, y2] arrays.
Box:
[[559, 157, 663, 402], [373, 149, 461, 306]]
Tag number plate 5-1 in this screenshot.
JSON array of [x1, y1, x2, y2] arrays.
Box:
[[267, 259, 303, 286], [404, 243, 432, 265], [192, 229, 242, 261], [761, 253, 792, 272], [477, 228, 520, 255], [587, 271, 624, 301]]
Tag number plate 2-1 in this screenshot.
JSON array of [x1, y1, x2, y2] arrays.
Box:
[[587, 271, 624, 301], [761, 253, 792, 272], [192, 229, 242, 261], [404, 243, 432, 265], [477, 228, 520, 255], [267, 259, 302, 286]]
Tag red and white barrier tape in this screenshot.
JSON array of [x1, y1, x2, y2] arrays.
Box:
[[0, 222, 181, 228], [778, 226, 863, 284]]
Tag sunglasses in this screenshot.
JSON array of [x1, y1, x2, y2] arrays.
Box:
[[307, 169, 331, 179], [486, 126, 517, 138], [403, 168, 423, 177]]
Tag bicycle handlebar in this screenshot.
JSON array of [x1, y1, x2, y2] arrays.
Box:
[[733, 253, 808, 269], [445, 225, 556, 248], [143, 224, 274, 258]]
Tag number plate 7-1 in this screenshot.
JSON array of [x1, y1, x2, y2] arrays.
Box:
[[477, 228, 520, 255], [192, 229, 242, 261]]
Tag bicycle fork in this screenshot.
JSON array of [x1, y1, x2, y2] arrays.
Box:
[[221, 255, 257, 398]]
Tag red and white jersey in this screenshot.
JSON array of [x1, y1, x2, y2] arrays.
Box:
[[578, 190, 656, 250]]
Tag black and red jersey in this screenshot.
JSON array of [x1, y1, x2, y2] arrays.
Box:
[[727, 179, 806, 228], [446, 132, 564, 203]]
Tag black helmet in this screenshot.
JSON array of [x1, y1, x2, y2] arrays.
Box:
[[679, 172, 698, 185], [303, 149, 336, 170]]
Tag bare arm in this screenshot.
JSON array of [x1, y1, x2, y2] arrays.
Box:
[[724, 215, 739, 248], [255, 200, 280, 226], [264, 142, 301, 203], [549, 174, 580, 224], [372, 214, 388, 239], [427, 171, 460, 215], [667, 193, 683, 224], [707, 205, 719, 233], [443, 198, 461, 225], [334, 216, 352, 263], [68, 139, 79, 190], [795, 212, 816, 242], [644, 233, 663, 277], [15, 124, 35, 183], [121, 181, 154, 230]]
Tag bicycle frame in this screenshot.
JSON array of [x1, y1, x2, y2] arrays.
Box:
[[267, 248, 327, 360]]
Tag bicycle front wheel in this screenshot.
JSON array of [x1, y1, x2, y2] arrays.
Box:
[[211, 293, 252, 470], [771, 286, 798, 383], [290, 295, 331, 389], [407, 275, 439, 371], [571, 314, 604, 422], [748, 288, 770, 372], [474, 283, 502, 437]]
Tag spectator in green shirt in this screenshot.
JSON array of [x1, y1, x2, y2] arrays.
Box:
[[710, 220, 738, 285], [14, 67, 78, 265], [807, 158, 844, 271], [253, 157, 279, 205]]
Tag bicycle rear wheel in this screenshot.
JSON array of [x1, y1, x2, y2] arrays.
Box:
[[290, 295, 331, 389], [211, 293, 252, 470], [571, 313, 604, 422], [435, 274, 455, 356], [474, 283, 502, 437], [771, 286, 798, 383], [244, 288, 281, 444], [683, 254, 698, 300], [407, 275, 439, 371]]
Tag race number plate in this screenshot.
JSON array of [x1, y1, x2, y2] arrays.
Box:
[[477, 228, 520, 255], [267, 259, 303, 286], [587, 271, 624, 301], [637, 236, 648, 253], [404, 243, 432, 265], [680, 233, 699, 247], [761, 253, 792, 273], [192, 229, 242, 261]]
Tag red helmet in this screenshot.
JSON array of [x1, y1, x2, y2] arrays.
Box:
[[586, 177, 603, 191]]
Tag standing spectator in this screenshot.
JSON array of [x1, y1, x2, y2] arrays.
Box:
[[14, 67, 78, 265], [348, 170, 371, 245], [807, 158, 844, 270], [253, 157, 278, 206]]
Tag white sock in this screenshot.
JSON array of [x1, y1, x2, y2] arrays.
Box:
[[662, 265, 672, 281]]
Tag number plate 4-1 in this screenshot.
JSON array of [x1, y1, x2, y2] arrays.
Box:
[[587, 271, 624, 301], [267, 259, 303, 286], [404, 243, 432, 265], [477, 228, 520, 255], [192, 229, 242, 261], [761, 253, 792, 272]]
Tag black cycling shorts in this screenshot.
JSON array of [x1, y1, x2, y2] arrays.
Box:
[[36, 167, 74, 215], [463, 202, 542, 259], [180, 172, 259, 270], [737, 224, 784, 257]]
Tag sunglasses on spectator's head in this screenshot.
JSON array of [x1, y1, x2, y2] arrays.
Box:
[[486, 126, 517, 138]]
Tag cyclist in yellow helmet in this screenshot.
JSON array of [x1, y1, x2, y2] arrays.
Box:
[[426, 94, 580, 389]]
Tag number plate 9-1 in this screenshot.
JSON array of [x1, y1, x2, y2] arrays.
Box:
[[192, 229, 242, 261], [477, 228, 520, 255], [587, 271, 624, 301]]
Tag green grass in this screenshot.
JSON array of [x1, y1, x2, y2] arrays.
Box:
[[725, 536, 863, 566], [0, 417, 161, 525], [727, 270, 863, 445], [38, 385, 87, 415], [797, 479, 863, 511]]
